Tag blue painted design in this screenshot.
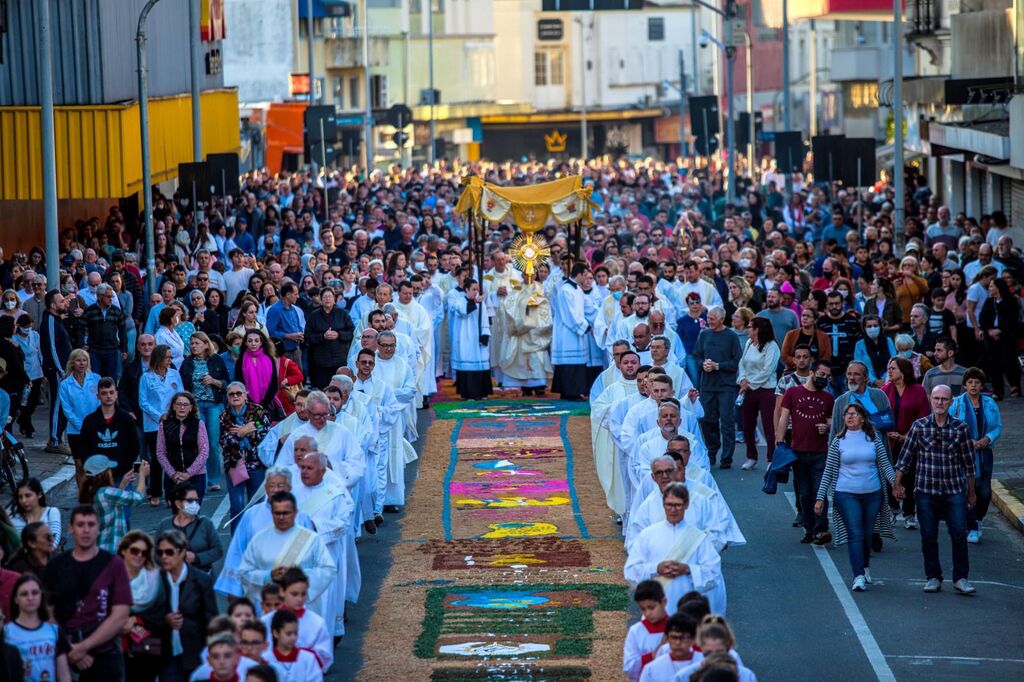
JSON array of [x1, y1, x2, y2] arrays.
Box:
[[472, 460, 519, 471], [450, 591, 549, 609], [560, 414, 590, 538], [442, 420, 463, 541]]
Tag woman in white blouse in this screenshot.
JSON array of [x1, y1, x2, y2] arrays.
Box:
[[736, 316, 781, 470], [9, 478, 62, 549]]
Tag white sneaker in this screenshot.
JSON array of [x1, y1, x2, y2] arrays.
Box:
[[904, 514, 918, 529], [967, 530, 980, 544], [852, 576, 867, 592], [741, 458, 758, 470], [863, 568, 873, 584], [954, 578, 977, 595]]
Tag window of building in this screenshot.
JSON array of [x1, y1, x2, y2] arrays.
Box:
[[349, 76, 360, 109], [370, 74, 388, 108], [550, 51, 564, 85], [535, 51, 548, 86], [648, 17, 665, 41]]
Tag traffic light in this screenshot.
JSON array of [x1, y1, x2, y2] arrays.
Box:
[[689, 95, 719, 157]]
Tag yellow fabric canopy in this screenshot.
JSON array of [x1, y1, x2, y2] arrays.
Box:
[[455, 175, 598, 232]]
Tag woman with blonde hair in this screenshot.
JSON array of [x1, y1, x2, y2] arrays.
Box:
[[0, 289, 22, 318], [57, 349, 101, 488]]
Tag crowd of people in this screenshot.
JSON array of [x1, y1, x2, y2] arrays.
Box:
[[0, 154, 1015, 681]]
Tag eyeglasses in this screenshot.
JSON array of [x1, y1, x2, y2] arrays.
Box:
[[227, 391, 245, 397], [308, 411, 328, 418], [663, 502, 685, 510], [173, 401, 193, 408], [197, 276, 209, 282], [652, 469, 673, 478], [157, 547, 180, 557], [378, 343, 396, 349]]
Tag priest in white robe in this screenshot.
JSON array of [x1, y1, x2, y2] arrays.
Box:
[[483, 252, 524, 388], [214, 468, 315, 599], [613, 294, 655, 346], [649, 311, 687, 368], [278, 392, 365, 489], [593, 276, 627, 360], [589, 350, 640, 516], [412, 274, 445, 385], [293, 452, 357, 636], [621, 374, 677, 461], [331, 374, 378, 531], [630, 401, 707, 491], [497, 281, 552, 395], [447, 278, 493, 400], [625, 483, 725, 616], [608, 366, 652, 514], [353, 349, 410, 513], [237, 492, 337, 616], [551, 264, 591, 400], [374, 331, 419, 444], [393, 280, 436, 401], [589, 340, 630, 403], [651, 335, 694, 396]]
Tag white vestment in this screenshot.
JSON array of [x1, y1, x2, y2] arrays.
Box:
[[630, 462, 719, 524], [589, 378, 636, 514], [354, 375, 409, 510], [214, 503, 315, 598], [625, 519, 724, 616], [484, 266, 525, 385], [279, 421, 365, 490], [497, 283, 552, 388], [393, 297, 436, 398], [260, 608, 332, 673], [237, 525, 337, 618], [375, 354, 419, 444], [447, 290, 491, 373], [608, 390, 647, 512], [294, 478, 356, 636]]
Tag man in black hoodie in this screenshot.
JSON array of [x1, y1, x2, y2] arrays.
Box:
[[39, 290, 73, 453], [80, 377, 139, 480]]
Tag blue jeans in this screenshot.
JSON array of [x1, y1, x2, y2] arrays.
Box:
[[969, 450, 993, 530], [916, 490, 970, 582], [228, 465, 267, 533], [88, 348, 122, 382], [163, 473, 207, 504], [197, 401, 225, 487], [834, 489, 883, 577]]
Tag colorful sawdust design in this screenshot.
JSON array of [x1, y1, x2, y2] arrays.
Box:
[[433, 400, 591, 419], [417, 538, 592, 571]]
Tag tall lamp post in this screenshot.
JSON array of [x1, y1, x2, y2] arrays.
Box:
[[38, 0, 59, 284], [700, 29, 736, 204], [893, 0, 905, 244], [137, 0, 163, 296], [189, 0, 203, 161], [575, 16, 590, 161]]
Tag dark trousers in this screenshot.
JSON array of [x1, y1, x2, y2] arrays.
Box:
[[969, 450, 994, 530], [834, 489, 883, 577], [46, 370, 66, 443], [89, 348, 122, 382], [144, 431, 164, 500], [3, 390, 20, 435], [77, 647, 125, 681], [699, 388, 737, 464], [916, 490, 970, 582], [793, 450, 829, 533], [309, 362, 336, 390], [17, 378, 42, 435], [741, 387, 776, 461], [985, 336, 1020, 398], [124, 651, 161, 682], [163, 473, 207, 505]]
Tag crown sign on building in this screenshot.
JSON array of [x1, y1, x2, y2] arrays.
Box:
[[544, 130, 567, 153]]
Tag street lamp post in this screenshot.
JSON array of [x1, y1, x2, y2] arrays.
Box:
[[38, 0, 59, 285], [307, 0, 316, 106], [361, 0, 373, 169], [428, 1, 436, 166], [893, 0, 905, 243], [744, 31, 754, 176], [575, 17, 589, 161], [137, 0, 163, 296], [700, 28, 736, 204], [189, 0, 203, 161]]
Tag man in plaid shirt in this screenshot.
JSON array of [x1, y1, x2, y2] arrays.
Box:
[[894, 384, 977, 595]]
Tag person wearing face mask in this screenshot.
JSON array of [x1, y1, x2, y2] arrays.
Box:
[[218, 331, 244, 379], [12, 314, 43, 439], [893, 333, 932, 382], [155, 483, 223, 573], [776, 359, 836, 545], [853, 316, 897, 387]]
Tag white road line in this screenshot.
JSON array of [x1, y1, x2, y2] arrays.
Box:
[[887, 655, 1024, 664], [211, 494, 231, 530], [40, 465, 76, 493], [785, 492, 896, 682]]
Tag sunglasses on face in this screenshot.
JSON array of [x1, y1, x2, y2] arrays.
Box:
[[127, 546, 148, 556], [157, 547, 181, 557], [227, 391, 245, 397]]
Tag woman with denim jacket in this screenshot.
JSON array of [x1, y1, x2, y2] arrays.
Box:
[[852, 316, 897, 388], [950, 367, 1002, 544], [180, 332, 231, 492]]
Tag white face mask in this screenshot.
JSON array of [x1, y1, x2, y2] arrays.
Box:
[[183, 501, 201, 516], [3, 301, 15, 310]]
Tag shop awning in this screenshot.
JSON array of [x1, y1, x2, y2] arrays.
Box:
[[929, 120, 1010, 160]]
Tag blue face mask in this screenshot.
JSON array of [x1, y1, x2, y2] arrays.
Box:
[[866, 327, 881, 338], [900, 350, 914, 358], [612, 291, 624, 300]]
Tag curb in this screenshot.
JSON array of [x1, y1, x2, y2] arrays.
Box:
[[991, 477, 1024, 534]]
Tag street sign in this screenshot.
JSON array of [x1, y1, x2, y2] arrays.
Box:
[[387, 104, 413, 129], [537, 19, 563, 41], [334, 115, 363, 127]]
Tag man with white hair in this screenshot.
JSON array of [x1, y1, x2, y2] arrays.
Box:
[[692, 305, 742, 468], [214, 467, 315, 598], [353, 350, 407, 516], [81, 281, 128, 381], [331, 374, 379, 532], [392, 280, 436, 402], [278, 392, 365, 498], [293, 451, 356, 638]]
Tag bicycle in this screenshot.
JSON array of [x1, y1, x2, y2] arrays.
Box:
[[0, 430, 29, 495]]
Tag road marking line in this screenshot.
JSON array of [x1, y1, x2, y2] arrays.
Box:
[[212, 494, 231, 530], [887, 655, 1024, 664], [785, 493, 896, 682], [40, 465, 76, 493]]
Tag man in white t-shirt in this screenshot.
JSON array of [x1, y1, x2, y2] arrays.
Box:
[[223, 248, 255, 305]]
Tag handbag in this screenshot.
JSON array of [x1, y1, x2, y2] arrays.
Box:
[[868, 407, 895, 432], [771, 442, 798, 472], [761, 469, 779, 495], [228, 457, 250, 486], [127, 617, 162, 657]]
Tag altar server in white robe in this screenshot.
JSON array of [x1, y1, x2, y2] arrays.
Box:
[[629, 438, 718, 530], [278, 392, 365, 490], [394, 280, 436, 401], [330, 375, 378, 530], [374, 330, 419, 444], [607, 365, 652, 514], [625, 483, 724, 617], [448, 278, 493, 400], [590, 350, 640, 515], [650, 334, 694, 397], [649, 312, 688, 368], [627, 456, 746, 561], [293, 452, 356, 636], [551, 263, 591, 400], [590, 339, 630, 402], [483, 251, 524, 388], [237, 492, 337, 616], [634, 403, 711, 477], [353, 349, 410, 513], [593, 276, 627, 359], [411, 273, 445, 386], [215, 468, 315, 599], [621, 372, 677, 461]]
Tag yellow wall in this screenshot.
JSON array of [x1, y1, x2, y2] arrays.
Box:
[[0, 89, 240, 201]]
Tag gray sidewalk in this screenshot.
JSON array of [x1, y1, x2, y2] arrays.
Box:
[[993, 398, 1024, 533]]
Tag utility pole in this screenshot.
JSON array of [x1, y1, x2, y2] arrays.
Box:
[[725, 45, 736, 204], [137, 0, 163, 296], [744, 32, 754, 176], [692, 1, 699, 95], [577, 17, 589, 161], [781, 0, 790, 131], [809, 19, 817, 136], [428, 0, 436, 166], [306, 0, 315, 105], [361, 0, 373, 169], [893, 0, 905, 244], [679, 49, 688, 159], [38, 0, 59, 284], [189, 0, 203, 161]]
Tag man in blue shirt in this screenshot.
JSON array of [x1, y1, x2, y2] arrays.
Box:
[[265, 282, 305, 363]]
